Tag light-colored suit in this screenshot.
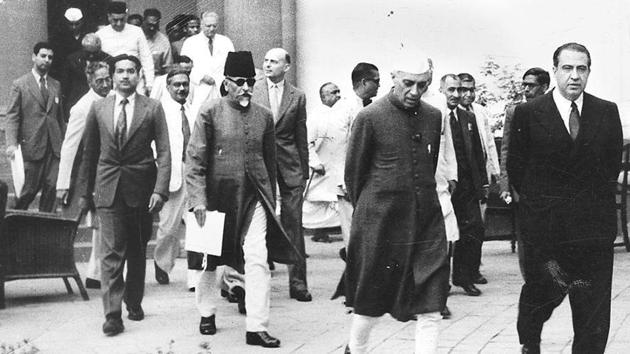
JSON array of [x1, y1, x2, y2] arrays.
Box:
[[5, 71, 65, 211], [77, 93, 171, 319], [154, 95, 195, 274], [252, 78, 309, 291]]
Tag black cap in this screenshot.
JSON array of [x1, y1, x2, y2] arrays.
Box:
[[223, 51, 255, 78], [108, 1, 128, 14]]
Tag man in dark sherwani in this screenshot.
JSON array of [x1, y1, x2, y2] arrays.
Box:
[[341, 55, 449, 353]]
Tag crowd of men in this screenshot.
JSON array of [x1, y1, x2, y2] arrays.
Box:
[[2, 1, 623, 353]]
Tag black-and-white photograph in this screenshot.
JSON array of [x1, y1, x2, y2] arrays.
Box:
[[1, 0, 629, 353]]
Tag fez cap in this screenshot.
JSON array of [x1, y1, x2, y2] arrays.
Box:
[[108, 1, 128, 14], [224, 51, 256, 78], [64, 8, 83, 22]]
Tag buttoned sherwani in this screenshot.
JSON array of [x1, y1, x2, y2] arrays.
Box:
[[5, 71, 66, 211], [342, 92, 449, 320]]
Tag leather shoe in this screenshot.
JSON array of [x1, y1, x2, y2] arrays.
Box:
[[457, 283, 482, 296], [232, 286, 246, 314], [441, 305, 451, 319], [154, 262, 169, 285], [521, 343, 540, 354], [344, 344, 351, 353], [199, 315, 216, 335], [290, 288, 312, 302], [473, 273, 488, 285], [102, 318, 124, 336], [127, 306, 144, 321], [85, 278, 101, 289], [246, 331, 281, 348]]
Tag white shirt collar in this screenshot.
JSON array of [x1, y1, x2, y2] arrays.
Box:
[[552, 88, 583, 115], [266, 78, 284, 90], [115, 92, 136, 105], [32, 69, 47, 84]]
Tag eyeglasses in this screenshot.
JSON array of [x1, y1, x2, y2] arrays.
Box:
[[364, 78, 380, 86], [226, 77, 256, 87]]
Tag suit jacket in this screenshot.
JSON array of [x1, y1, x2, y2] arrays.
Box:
[[253, 78, 309, 187], [452, 107, 488, 199], [499, 103, 517, 195], [77, 94, 171, 208], [507, 91, 622, 252], [5, 72, 66, 161]]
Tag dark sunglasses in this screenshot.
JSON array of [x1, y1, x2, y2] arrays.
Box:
[[226, 77, 256, 87]]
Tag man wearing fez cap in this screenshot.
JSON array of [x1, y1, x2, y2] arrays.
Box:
[[96, 1, 155, 94], [340, 55, 448, 353], [186, 51, 302, 347]]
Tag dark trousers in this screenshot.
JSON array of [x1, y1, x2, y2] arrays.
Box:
[[278, 175, 308, 291], [97, 193, 152, 320], [451, 178, 484, 284], [517, 242, 613, 353], [15, 147, 59, 212]]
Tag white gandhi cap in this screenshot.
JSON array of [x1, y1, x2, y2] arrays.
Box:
[[391, 45, 433, 75], [64, 8, 83, 22]]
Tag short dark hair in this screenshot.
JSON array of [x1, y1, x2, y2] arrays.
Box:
[[351, 62, 378, 88], [188, 15, 200, 23], [107, 1, 127, 15], [457, 73, 475, 85], [522, 67, 550, 87], [284, 52, 291, 65], [127, 14, 143, 24], [319, 82, 335, 100], [33, 42, 53, 55], [143, 8, 161, 20], [174, 55, 193, 64], [166, 68, 190, 85], [553, 42, 591, 68], [109, 54, 142, 76], [440, 73, 459, 85]]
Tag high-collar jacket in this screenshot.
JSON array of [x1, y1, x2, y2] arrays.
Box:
[[252, 78, 309, 187]]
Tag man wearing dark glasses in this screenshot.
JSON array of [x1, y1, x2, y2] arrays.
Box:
[[186, 51, 301, 347]]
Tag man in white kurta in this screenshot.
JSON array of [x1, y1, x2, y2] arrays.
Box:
[[180, 11, 234, 104], [56, 62, 112, 289], [304, 83, 352, 240], [153, 69, 197, 286], [96, 2, 155, 92]]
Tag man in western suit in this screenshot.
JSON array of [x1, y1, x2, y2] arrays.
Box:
[[77, 54, 170, 336], [439, 74, 488, 297], [507, 43, 622, 353], [252, 48, 311, 302], [5, 42, 66, 212]]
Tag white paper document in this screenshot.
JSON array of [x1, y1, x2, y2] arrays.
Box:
[[10, 146, 24, 197], [184, 210, 225, 256]]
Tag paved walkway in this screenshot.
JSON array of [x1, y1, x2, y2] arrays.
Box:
[[2, 240, 630, 353]]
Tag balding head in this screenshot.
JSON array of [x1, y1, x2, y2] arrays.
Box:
[[263, 47, 291, 83], [81, 33, 101, 52], [201, 11, 220, 39]]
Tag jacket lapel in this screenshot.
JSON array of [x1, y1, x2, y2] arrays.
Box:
[[456, 108, 475, 168], [26, 74, 46, 109], [574, 93, 601, 148], [103, 96, 116, 139], [124, 95, 148, 147], [534, 92, 572, 143], [276, 82, 294, 124], [45, 80, 56, 112]]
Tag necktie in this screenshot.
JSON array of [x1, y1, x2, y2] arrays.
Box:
[[39, 76, 49, 103], [569, 101, 580, 140], [208, 37, 214, 56], [270, 84, 280, 121], [116, 98, 128, 148], [181, 105, 191, 161]]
